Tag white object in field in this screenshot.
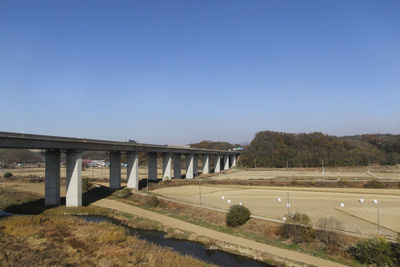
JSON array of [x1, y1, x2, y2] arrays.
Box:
[[227, 199, 231, 204], [359, 198, 364, 203], [373, 199, 378, 204], [282, 217, 287, 221], [221, 196, 225, 200], [277, 197, 281, 202], [239, 202, 242, 206], [340, 203, 344, 207], [286, 203, 290, 208]]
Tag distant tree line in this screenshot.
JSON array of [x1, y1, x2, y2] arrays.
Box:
[[239, 131, 400, 168], [0, 149, 44, 166], [2, 132, 399, 169], [190, 140, 241, 151]]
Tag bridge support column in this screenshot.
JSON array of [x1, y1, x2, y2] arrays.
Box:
[[186, 154, 194, 179], [174, 153, 181, 179], [66, 150, 82, 207], [148, 152, 158, 181], [202, 154, 210, 175], [194, 154, 198, 177], [231, 155, 237, 167], [214, 155, 221, 173], [45, 150, 60, 206], [127, 152, 139, 189], [110, 151, 121, 189], [224, 155, 230, 170], [162, 153, 172, 180]]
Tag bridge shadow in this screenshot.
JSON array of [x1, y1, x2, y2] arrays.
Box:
[[138, 178, 162, 190], [4, 186, 115, 215], [3, 177, 179, 215]]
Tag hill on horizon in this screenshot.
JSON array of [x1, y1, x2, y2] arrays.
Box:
[[239, 131, 400, 168]]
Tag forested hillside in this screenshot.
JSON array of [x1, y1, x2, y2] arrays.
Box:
[[240, 131, 400, 168]]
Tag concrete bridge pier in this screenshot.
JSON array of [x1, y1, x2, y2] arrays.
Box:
[[66, 150, 82, 207], [214, 155, 221, 173], [127, 152, 139, 189], [110, 151, 121, 189], [162, 153, 172, 180], [174, 153, 181, 179], [186, 154, 194, 179], [224, 155, 230, 170], [202, 154, 210, 174], [45, 149, 61, 206], [148, 152, 158, 181], [231, 155, 237, 167], [193, 154, 198, 177]]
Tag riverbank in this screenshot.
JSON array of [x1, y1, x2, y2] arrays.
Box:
[[0, 214, 214, 266], [0, 186, 273, 266], [0, 183, 352, 266]]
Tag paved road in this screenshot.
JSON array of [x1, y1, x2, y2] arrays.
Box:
[[93, 198, 345, 267]]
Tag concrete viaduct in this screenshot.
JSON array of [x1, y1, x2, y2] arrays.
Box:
[[0, 132, 241, 207]]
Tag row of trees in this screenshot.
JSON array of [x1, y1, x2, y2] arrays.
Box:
[[0, 149, 44, 166], [240, 131, 400, 168]]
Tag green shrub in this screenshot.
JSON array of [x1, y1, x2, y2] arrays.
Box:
[[364, 179, 385, 188], [226, 204, 251, 227], [348, 237, 394, 266], [113, 188, 131, 199], [392, 242, 400, 266], [3, 172, 13, 178], [280, 212, 314, 243], [147, 194, 159, 208]]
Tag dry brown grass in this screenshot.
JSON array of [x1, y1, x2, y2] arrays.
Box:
[[0, 187, 42, 210], [0, 215, 214, 267], [122, 192, 360, 264]]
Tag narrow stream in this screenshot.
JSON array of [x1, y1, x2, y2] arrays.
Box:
[[80, 215, 274, 267]]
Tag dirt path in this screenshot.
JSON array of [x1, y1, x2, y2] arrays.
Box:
[[0, 182, 345, 266], [93, 198, 345, 267]]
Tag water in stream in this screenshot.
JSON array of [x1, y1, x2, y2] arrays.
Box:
[[80, 215, 274, 267]]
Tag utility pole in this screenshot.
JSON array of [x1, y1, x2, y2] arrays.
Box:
[[377, 204, 380, 235], [198, 179, 202, 205]]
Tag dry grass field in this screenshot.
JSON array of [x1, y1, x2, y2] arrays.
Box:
[[3, 164, 399, 182], [215, 165, 400, 181], [0, 165, 177, 181], [152, 184, 400, 239], [3, 165, 400, 240]]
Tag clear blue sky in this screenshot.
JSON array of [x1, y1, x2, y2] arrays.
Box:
[[0, 0, 399, 144]]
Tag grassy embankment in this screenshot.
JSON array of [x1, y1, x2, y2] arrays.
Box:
[[114, 189, 363, 267], [0, 187, 215, 267]]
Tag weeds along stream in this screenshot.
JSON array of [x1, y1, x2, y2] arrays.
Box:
[[78, 215, 273, 267]]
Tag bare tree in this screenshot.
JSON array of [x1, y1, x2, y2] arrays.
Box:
[[317, 217, 343, 247]]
